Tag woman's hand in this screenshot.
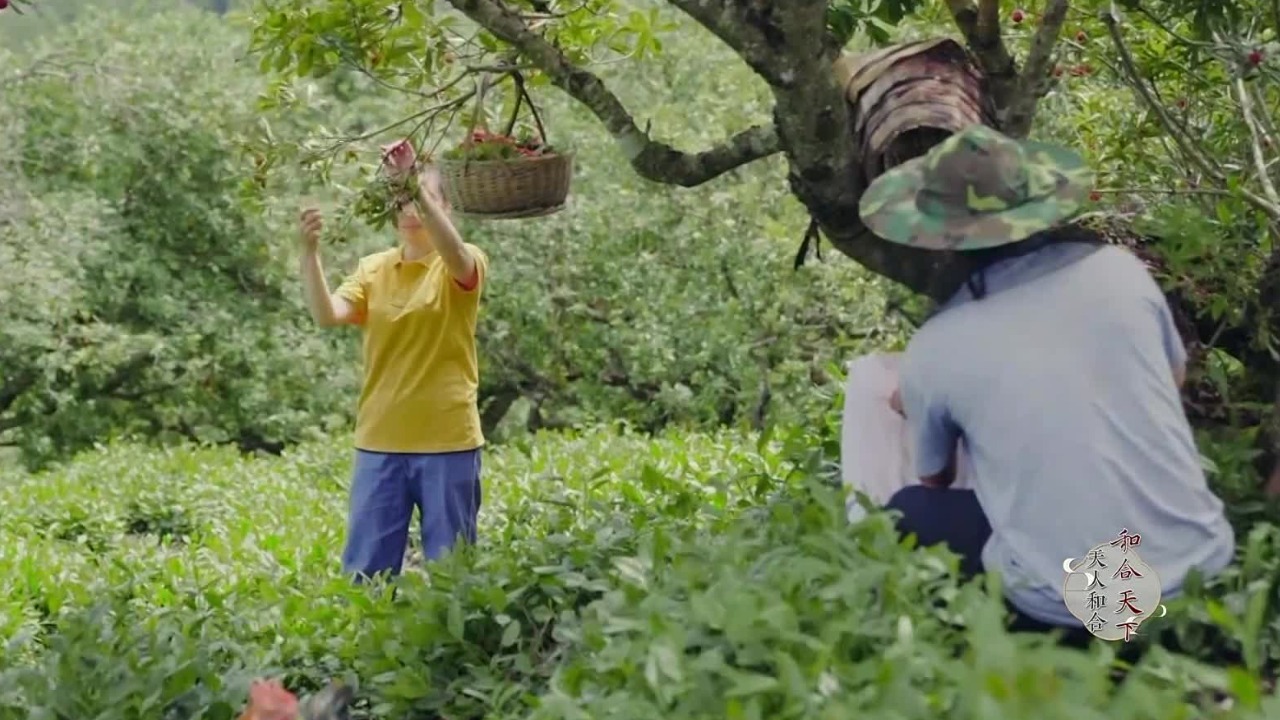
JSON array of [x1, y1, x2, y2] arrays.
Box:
[[380, 138, 417, 182], [298, 207, 322, 253]]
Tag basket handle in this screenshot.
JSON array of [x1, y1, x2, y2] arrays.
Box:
[[502, 71, 548, 146], [466, 72, 494, 140]]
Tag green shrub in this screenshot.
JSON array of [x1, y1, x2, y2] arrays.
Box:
[[1, 424, 1279, 718]]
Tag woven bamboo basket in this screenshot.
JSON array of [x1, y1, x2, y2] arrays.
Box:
[[834, 38, 996, 182], [437, 151, 574, 219]]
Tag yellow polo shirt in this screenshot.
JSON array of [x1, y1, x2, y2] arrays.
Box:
[[334, 244, 488, 453]]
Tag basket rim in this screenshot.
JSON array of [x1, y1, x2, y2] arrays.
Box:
[[454, 201, 568, 220], [436, 150, 575, 167]]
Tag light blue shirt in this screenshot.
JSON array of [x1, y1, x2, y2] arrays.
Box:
[[900, 243, 1236, 626]]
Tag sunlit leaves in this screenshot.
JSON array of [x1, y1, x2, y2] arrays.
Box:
[[247, 0, 662, 167], [827, 0, 924, 47]]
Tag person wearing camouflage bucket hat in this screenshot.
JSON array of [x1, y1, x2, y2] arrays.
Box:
[[838, 124, 1237, 649], [858, 123, 1092, 251]]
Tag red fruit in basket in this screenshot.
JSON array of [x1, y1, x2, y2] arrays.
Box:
[[1011, 9, 1025, 23]]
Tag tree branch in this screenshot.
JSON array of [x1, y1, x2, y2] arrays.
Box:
[[1231, 74, 1280, 210], [944, 0, 1019, 123], [1103, 10, 1280, 222], [1002, 0, 1070, 138], [756, 5, 974, 299], [665, 0, 817, 87], [445, 0, 781, 186]]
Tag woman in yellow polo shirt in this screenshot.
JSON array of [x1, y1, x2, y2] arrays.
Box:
[[296, 138, 490, 580]]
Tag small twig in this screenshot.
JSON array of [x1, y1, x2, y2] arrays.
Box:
[[427, 101, 468, 158], [512, 71, 548, 143], [1102, 7, 1280, 221], [1103, 11, 1218, 178], [1133, 5, 1213, 48], [1231, 75, 1280, 208], [1091, 186, 1234, 196], [302, 91, 475, 164], [1249, 85, 1280, 143], [0, 53, 102, 89], [502, 82, 524, 137]]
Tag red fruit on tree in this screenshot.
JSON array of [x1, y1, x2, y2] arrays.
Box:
[[1248, 49, 1264, 66], [0, 0, 10, 10], [1011, 8, 1025, 23], [1089, 191, 1102, 202], [1076, 30, 1087, 43], [1176, 98, 1187, 109]]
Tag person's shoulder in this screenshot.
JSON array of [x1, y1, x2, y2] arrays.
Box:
[[1086, 243, 1151, 275], [464, 242, 489, 263], [359, 247, 400, 270], [1082, 244, 1164, 295], [902, 321, 948, 371]]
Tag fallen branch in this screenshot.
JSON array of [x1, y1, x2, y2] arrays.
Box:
[[445, 0, 781, 186]]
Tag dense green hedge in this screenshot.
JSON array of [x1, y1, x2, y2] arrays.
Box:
[[1, 418, 1279, 718]]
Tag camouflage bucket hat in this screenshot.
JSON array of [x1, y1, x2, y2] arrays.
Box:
[[858, 124, 1093, 251]]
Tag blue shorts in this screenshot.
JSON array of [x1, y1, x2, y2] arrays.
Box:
[[340, 448, 483, 579]]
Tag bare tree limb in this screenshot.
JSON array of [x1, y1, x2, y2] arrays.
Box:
[[1002, 0, 1070, 137], [666, 0, 784, 85], [666, 0, 832, 88], [445, 0, 781, 186], [944, 0, 1018, 121], [976, 0, 1000, 42]]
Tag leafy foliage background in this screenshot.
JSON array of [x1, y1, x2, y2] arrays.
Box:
[[3, 0, 1280, 717]]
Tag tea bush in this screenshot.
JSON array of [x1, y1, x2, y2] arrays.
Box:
[[2, 420, 1279, 719]]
